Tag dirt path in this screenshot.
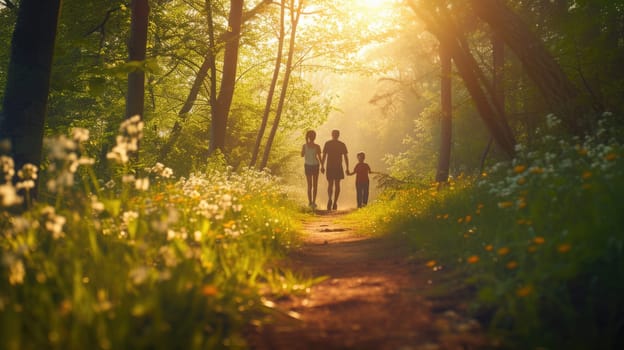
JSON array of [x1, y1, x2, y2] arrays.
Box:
[[249, 210, 488, 350]]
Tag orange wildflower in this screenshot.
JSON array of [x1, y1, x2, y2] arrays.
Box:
[[557, 243, 572, 253], [201, 285, 218, 296], [514, 165, 526, 174], [533, 236, 545, 245], [497, 247, 510, 256], [465, 215, 472, 223], [517, 177, 526, 185], [498, 201, 514, 209], [530, 166, 544, 174], [467, 255, 480, 264], [426, 260, 437, 268], [506, 261, 518, 270], [517, 199, 527, 209], [516, 285, 533, 297], [605, 153, 617, 161], [581, 171, 592, 180], [527, 245, 538, 253], [484, 244, 494, 252]]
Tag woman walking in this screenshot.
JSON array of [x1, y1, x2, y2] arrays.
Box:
[[301, 130, 324, 208]]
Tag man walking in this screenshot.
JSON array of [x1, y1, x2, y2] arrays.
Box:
[[321, 129, 349, 211]]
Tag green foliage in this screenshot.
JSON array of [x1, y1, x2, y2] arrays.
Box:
[[357, 113, 624, 349], [0, 122, 305, 349]]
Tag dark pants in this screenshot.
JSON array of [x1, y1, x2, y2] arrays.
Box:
[[356, 181, 369, 208]]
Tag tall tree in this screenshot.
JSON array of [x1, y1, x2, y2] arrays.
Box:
[[468, 0, 586, 133], [0, 0, 62, 172], [250, 0, 285, 168], [209, 0, 244, 154], [158, 0, 272, 161], [410, 1, 516, 157], [436, 41, 452, 182], [125, 0, 150, 120], [259, 0, 302, 169]]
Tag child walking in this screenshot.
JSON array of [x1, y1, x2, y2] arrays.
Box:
[[301, 130, 324, 208], [347, 152, 372, 208]]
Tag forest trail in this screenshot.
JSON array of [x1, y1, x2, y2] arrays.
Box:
[[248, 210, 488, 350]]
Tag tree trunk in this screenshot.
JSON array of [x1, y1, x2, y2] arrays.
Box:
[[209, 0, 244, 155], [158, 0, 217, 161], [157, 0, 272, 161], [436, 41, 452, 183], [259, 0, 301, 169], [469, 0, 585, 133], [480, 32, 505, 170], [250, 0, 285, 168], [0, 0, 62, 174], [125, 0, 150, 120], [410, 2, 516, 158]]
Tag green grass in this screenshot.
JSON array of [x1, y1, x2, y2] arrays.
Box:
[[354, 114, 624, 349], [0, 122, 307, 349]]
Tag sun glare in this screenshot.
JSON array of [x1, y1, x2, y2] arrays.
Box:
[[358, 0, 394, 9]]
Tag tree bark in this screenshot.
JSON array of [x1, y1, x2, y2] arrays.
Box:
[[436, 41, 452, 183], [259, 0, 301, 169], [0, 0, 62, 173], [209, 0, 244, 155], [125, 0, 150, 120], [250, 0, 285, 168]]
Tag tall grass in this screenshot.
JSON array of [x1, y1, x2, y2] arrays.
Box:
[[354, 113, 624, 349], [0, 118, 305, 349]]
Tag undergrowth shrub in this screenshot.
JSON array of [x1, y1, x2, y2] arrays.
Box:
[[356, 113, 624, 349], [0, 117, 303, 350]]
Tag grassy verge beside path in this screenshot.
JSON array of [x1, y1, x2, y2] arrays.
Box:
[[0, 125, 307, 349], [352, 114, 624, 349]]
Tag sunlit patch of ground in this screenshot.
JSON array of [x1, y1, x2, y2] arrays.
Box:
[[248, 211, 490, 350]]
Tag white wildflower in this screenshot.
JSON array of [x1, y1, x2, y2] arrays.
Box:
[[71, 128, 90, 143], [135, 178, 149, 191], [0, 184, 23, 207]]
